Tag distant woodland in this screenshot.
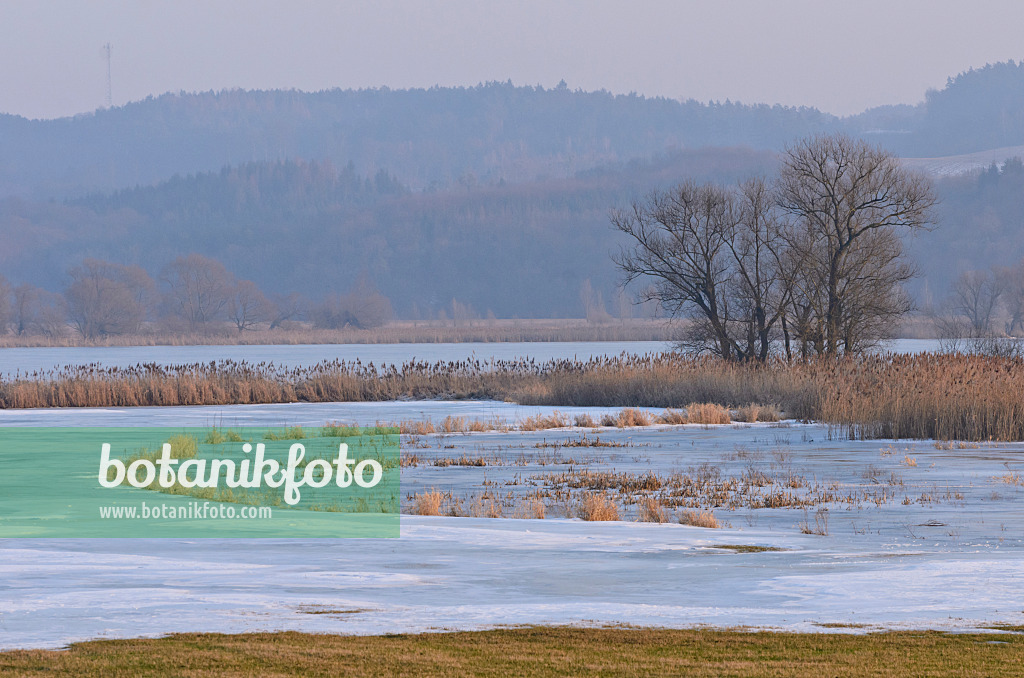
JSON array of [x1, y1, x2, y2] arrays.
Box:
[[2, 62, 1024, 334]]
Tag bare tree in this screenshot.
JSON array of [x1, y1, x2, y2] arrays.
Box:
[[312, 274, 393, 330], [579, 279, 611, 323], [777, 134, 936, 355], [613, 178, 790, 361], [950, 269, 1004, 336], [12, 285, 39, 336], [160, 254, 234, 331], [996, 259, 1024, 336], [0, 274, 11, 335], [65, 259, 155, 338], [227, 279, 274, 333], [13, 284, 67, 337], [268, 292, 307, 329]]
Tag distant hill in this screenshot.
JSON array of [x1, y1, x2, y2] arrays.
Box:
[[848, 61, 1024, 157], [4, 63, 1024, 318], [0, 83, 835, 200], [2, 146, 1022, 318]]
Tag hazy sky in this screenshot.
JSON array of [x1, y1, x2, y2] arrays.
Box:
[[1, 0, 1022, 120]]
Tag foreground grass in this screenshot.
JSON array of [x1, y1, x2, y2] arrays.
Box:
[[2, 627, 1022, 677]]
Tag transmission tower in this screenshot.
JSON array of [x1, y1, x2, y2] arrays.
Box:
[[103, 43, 113, 108]]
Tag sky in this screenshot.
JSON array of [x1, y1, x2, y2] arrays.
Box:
[[1, 0, 1022, 120]]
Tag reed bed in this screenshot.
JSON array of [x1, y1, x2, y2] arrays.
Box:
[[0, 318, 673, 348], [5, 353, 1024, 441]]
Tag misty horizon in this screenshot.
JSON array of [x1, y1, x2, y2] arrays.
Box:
[[2, 0, 1023, 120]]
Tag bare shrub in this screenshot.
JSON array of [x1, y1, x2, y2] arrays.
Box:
[[678, 510, 720, 528], [575, 493, 620, 521], [686, 403, 731, 425]]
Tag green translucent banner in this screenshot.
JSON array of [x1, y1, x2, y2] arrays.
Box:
[[0, 426, 399, 537]]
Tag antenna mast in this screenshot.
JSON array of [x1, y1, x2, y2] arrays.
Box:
[[103, 43, 113, 108]]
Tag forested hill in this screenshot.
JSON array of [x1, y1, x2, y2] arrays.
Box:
[[3, 148, 1024, 319], [0, 149, 777, 318], [4, 63, 1024, 201], [0, 82, 834, 199]]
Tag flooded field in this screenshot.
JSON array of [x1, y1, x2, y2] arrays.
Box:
[[2, 400, 1023, 649]]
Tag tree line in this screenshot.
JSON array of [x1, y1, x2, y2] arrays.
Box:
[[614, 134, 936, 360], [0, 254, 394, 339]]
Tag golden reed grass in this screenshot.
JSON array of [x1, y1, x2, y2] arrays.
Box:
[[4, 353, 1024, 440]]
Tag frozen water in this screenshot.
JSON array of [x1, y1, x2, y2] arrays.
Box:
[[1, 401, 1023, 649]]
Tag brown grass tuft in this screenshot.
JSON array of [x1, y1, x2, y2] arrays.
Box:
[[685, 403, 731, 425], [575, 493, 620, 521], [573, 413, 597, 428], [678, 509, 720, 528], [658, 409, 688, 425], [614, 408, 654, 427], [519, 412, 570, 431], [512, 497, 547, 520], [636, 497, 669, 523], [735, 403, 780, 423], [412, 491, 445, 516]]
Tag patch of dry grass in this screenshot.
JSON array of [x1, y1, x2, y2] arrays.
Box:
[[3, 627, 1023, 677], [735, 403, 781, 423], [996, 472, 1024, 486], [686, 402, 732, 425], [636, 497, 670, 523], [519, 412, 570, 431], [678, 509, 720, 528], [612, 407, 654, 427], [658, 408, 688, 425], [412, 490, 446, 516], [572, 413, 597, 428], [574, 493, 620, 521]]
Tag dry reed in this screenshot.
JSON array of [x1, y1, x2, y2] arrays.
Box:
[[574, 493, 620, 521], [412, 491, 445, 516], [7, 353, 1024, 441], [636, 497, 670, 523], [734, 403, 780, 423], [685, 403, 732, 425], [678, 510, 720, 529]]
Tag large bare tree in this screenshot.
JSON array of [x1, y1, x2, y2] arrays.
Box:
[[613, 178, 790, 361], [65, 259, 154, 338], [777, 134, 936, 355], [160, 253, 234, 331]]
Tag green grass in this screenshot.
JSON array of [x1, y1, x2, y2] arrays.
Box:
[[708, 544, 788, 553], [2, 627, 1022, 677]]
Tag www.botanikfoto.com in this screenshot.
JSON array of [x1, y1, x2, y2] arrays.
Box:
[[99, 501, 272, 520]]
